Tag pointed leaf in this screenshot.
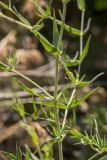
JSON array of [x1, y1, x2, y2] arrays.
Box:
[[61, 60, 76, 84], [78, 72, 104, 87], [13, 78, 45, 99], [33, 101, 66, 109], [55, 18, 81, 36], [70, 129, 82, 139], [70, 88, 99, 108], [80, 36, 91, 62], [32, 31, 60, 56], [57, 83, 71, 99], [0, 62, 11, 72]]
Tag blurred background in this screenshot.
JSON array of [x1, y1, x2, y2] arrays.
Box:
[[0, 0, 107, 159]]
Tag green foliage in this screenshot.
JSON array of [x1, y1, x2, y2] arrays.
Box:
[[70, 118, 107, 159], [0, 0, 105, 160], [4, 145, 23, 160], [77, 0, 86, 11], [79, 36, 91, 63], [12, 98, 25, 118], [69, 88, 98, 108]]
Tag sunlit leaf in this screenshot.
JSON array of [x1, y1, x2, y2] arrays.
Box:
[[77, 0, 86, 11]]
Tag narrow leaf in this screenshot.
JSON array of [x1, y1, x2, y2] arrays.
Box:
[[57, 83, 71, 99], [61, 59, 76, 84], [70, 129, 82, 139], [78, 72, 104, 87], [70, 88, 99, 108], [56, 18, 81, 36], [33, 101, 66, 109], [13, 78, 44, 99], [32, 31, 60, 56], [80, 36, 91, 62]]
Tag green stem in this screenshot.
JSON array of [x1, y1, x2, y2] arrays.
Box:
[[88, 152, 101, 160], [61, 88, 76, 131], [12, 69, 53, 99], [78, 10, 85, 75], [61, 9, 85, 141], [0, 12, 32, 30], [37, 145, 43, 160], [53, 2, 66, 160]]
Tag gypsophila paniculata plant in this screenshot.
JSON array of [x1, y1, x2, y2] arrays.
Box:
[[0, 0, 106, 159]]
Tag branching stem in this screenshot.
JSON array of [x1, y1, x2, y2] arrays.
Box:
[[53, 2, 66, 160]]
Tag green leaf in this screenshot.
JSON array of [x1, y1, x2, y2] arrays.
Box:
[[70, 88, 98, 108], [12, 98, 25, 118], [80, 36, 91, 62], [78, 72, 104, 87], [70, 129, 82, 139], [0, 2, 9, 10], [13, 6, 31, 26], [13, 78, 45, 99], [23, 123, 38, 145], [57, 83, 71, 99], [77, 0, 86, 11], [33, 0, 45, 16], [32, 23, 44, 31], [33, 101, 66, 109], [32, 31, 60, 56], [55, 18, 81, 36], [61, 59, 76, 84], [0, 62, 11, 72], [53, 11, 59, 48]]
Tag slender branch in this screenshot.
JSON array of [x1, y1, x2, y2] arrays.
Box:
[[0, 12, 32, 30], [88, 152, 101, 160], [78, 10, 85, 75], [61, 88, 76, 130], [61, 10, 85, 135], [53, 2, 67, 160], [12, 69, 53, 99]]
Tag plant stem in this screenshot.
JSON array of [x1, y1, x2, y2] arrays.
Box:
[[88, 152, 101, 160], [61, 9, 85, 138], [12, 69, 53, 99], [78, 10, 85, 75], [0, 12, 32, 30], [37, 145, 43, 160], [61, 88, 76, 130], [53, 2, 66, 160]]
